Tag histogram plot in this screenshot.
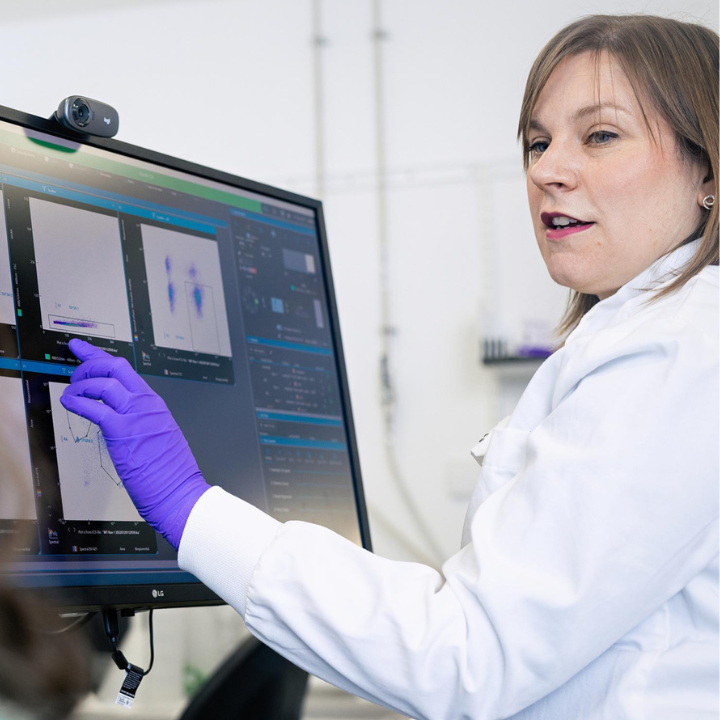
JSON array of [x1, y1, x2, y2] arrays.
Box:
[[30, 198, 133, 341], [48, 382, 142, 522], [141, 224, 232, 357], [0, 191, 15, 326], [0, 375, 35, 520]]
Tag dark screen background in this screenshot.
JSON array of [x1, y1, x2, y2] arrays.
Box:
[[0, 119, 364, 593]]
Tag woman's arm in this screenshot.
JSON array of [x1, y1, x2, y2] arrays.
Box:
[[63, 315, 719, 719], [180, 316, 719, 719]]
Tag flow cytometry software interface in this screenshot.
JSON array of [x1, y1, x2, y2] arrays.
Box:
[[0, 123, 361, 576]]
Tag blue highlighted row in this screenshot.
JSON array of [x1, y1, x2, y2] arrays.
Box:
[[247, 336, 333, 356], [2, 175, 218, 235], [230, 207, 316, 236], [256, 411, 342, 427], [0, 357, 75, 376], [260, 436, 346, 451]]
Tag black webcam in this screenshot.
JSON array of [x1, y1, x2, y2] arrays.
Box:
[[53, 96, 119, 138]]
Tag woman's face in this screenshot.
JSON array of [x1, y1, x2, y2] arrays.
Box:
[[526, 51, 710, 299]]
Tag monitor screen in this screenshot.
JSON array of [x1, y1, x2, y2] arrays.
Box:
[[0, 107, 370, 610]]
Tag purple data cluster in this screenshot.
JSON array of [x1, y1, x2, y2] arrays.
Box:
[[165, 255, 204, 318]]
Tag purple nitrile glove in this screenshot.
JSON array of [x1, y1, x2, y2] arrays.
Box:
[[60, 339, 211, 550]]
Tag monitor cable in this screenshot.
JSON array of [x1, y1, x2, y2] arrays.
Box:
[[102, 608, 154, 708]]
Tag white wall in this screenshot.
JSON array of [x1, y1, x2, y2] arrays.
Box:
[[1, 0, 716, 709]]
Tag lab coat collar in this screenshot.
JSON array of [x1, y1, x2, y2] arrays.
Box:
[[569, 238, 703, 340], [619, 237, 702, 298]]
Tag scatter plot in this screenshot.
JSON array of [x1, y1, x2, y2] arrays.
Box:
[[165, 255, 176, 313], [141, 224, 232, 357], [0, 375, 35, 520], [48, 382, 142, 522], [186, 282, 219, 354], [29, 198, 132, 341], [190, 271, 203, 316]]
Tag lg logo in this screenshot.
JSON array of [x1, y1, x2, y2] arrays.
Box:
[[151, 589, 165, 598]]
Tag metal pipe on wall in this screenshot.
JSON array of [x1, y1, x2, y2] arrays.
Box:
[[312, 0, 326, 200], [372, 0, 445, 567], [307, 0, 445, 566]]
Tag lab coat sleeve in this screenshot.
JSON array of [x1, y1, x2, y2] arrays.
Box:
[[178, 315, 719, 720]]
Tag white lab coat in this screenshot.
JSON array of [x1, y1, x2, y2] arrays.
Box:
[[179, 238, 719, 720]]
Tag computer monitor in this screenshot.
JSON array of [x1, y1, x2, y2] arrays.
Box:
[[0, 104, 371, 611]]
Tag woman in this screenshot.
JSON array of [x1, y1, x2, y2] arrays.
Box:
[[60, 14, 718, 720]]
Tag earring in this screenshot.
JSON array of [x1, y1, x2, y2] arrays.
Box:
[[702, 194, 715, 210]]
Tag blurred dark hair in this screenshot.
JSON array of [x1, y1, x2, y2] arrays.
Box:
[[0, 440, 91, 717], [0, 588, 91, 718]]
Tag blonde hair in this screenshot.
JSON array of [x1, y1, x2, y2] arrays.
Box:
[[517, 14, 719, 338]]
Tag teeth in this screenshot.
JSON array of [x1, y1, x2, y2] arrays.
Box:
[[551, 216, 579, 226]]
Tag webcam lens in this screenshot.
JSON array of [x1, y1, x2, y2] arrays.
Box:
[[71, 99, 91, 127]]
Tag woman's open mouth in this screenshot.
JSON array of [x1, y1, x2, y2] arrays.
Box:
[[541, 212, 595, 240]]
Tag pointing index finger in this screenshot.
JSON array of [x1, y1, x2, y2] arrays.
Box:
[[69, 343, 150, 394], [68, 338, 111, 363]]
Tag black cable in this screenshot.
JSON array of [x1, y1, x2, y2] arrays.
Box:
[[142, 609, 154, 676], [103, 608, 155, 677], [46, 612, 97, 635]]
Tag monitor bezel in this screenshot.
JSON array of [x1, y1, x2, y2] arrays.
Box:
[[0, 103, 372, 612]]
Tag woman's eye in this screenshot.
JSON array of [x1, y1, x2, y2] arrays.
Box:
[[587, 131, 618, 145], [528, 140, 549, 156]]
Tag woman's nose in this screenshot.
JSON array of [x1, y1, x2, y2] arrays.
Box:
[[528, 140, 579, 192]]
